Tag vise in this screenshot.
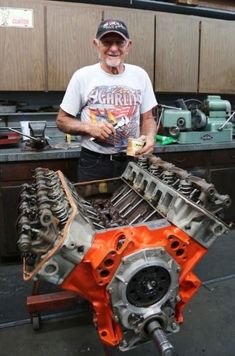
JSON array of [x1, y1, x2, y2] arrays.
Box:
[[25, 121, 49, 150], [161, 95, 233, 144]]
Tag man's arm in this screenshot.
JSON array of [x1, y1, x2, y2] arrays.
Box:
[[137, 109, 156, 155], [56, 108, 115, 140]]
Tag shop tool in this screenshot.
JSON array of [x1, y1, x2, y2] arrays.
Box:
[[0, 120, 49, 149], [17, 156, 231, 355], [161, 95, 233, 144]]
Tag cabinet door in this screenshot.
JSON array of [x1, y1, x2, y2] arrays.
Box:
[[0, 0, 45, 90], [46, 3, 102, 90], [199, 19, 235, 94], [0, 185, 21, 257], [103, 7, 155, 83], [210, 167, 235, 224], [198, 1, 235, 13], [155, 12, 200, 92]]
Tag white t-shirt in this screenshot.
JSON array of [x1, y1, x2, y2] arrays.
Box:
[[60, 63, 157, 154]]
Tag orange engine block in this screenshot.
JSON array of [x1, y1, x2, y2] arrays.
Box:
[[17, 156, 230, 355]]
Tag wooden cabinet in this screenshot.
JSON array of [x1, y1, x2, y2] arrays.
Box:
[[0, 1, 234, 93], [0, 0, 103, 91], [0, 0, 45, 90], [0, 159, 78, 258], [198, 0, 235, 12], [103, 7, 155, 83], [158, 150, 208, 171], [155, 12, 200, 92], [46, 2, 103, 90], [199, 19, 235, 94], [46, 2, 155, 89]]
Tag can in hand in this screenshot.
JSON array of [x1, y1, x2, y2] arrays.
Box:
[[127, 137, 145, 156]]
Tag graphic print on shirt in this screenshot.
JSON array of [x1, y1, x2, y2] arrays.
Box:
[[82, 85, 142, 150]]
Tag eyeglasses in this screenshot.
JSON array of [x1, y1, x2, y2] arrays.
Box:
[[100, 38, 127, 48]]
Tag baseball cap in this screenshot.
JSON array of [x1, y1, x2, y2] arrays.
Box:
[[96, 19, 129, 40]]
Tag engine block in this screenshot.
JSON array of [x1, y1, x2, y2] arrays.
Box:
[[17, 156, 231, 355]]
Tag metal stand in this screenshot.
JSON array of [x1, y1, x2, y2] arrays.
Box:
[[103, 344, 117, 356], [27, 281, 80, 330], [27, 282, 118, 355]]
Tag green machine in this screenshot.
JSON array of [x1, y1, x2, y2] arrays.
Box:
[[161, 96, 233, 144]]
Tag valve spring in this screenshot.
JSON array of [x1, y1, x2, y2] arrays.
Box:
[[47, 178, 60, 188], [137, 157, 148, 170], [45, 171, 57, 178], [178, 180, 193, 196], [52, 201, 70, 218], [56, 205, 70, 219], [148, 164, 162, 177], [48, 187, 65, 200], [162, 171, 175, 185], [18, 234, 31, 253]]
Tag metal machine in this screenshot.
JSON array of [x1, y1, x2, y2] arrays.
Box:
[[20, 121, 49, 150], [0, 120, 49, 149], [17, 156, 231, 355], [161, 95, 233, 144]]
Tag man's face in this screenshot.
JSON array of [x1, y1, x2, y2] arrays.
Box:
[[94, 33, 131, 70]]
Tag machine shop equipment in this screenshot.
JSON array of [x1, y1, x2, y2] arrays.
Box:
[[0, 121, 49, 149], [25, 121, 49, 149], [161, 95, 233, 144], [17, 156, 231, 356]]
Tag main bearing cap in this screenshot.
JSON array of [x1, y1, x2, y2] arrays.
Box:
[[108, 248, 180, 332]]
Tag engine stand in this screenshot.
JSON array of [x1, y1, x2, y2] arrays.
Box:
[[27, 286, 80, 330]]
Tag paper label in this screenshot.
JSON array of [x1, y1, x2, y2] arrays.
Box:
[[0, 7, 33, 28]]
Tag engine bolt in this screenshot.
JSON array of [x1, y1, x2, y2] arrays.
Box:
[[171, 322, 178, 330], [121, 340, 128, 347], [176, 295, 181, 302], [113, 314, 119, 322]]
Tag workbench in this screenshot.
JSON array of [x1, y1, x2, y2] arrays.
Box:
[[0, 140, 235, 258]]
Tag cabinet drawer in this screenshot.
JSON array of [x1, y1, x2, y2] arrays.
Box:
[[158, 151, 208, 169], [0, 162, 39, 181], [211, 149, 235, 166], [0, 185, 21, 256], [0, 159, 78, 182]]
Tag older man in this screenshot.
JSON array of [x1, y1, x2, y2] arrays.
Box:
[[56, 19, 157, 181]]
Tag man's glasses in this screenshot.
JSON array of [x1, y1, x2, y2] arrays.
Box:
[[100, 38, 127, 48]]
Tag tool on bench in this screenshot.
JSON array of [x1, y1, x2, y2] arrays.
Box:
[[160, 95, 233, 144]]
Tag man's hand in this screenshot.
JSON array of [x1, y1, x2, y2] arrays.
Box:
[[88, 121, 115, 140], [135, 109, 157, 156], [135, 134, 155, 156], [56, 108, 115, 140]]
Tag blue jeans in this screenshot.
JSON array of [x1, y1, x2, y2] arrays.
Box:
[[77, 148, 133, 182]]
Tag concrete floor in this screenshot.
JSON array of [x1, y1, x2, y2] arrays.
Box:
[[0, 230, 235, 356]]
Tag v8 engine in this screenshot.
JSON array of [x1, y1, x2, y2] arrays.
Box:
[[17, 156, 231, 355]]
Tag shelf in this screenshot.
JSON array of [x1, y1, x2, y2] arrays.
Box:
[[0, 112, 58, 116]]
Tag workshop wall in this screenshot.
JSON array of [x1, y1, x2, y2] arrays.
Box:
[[0, 0, 234, 110]]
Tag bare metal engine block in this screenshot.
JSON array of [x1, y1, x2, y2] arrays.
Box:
[[17, 156, 230, 355]]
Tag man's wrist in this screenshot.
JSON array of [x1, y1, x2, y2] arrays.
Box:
[[145, 133, 156, 143], [79, 122, 91, 135]]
